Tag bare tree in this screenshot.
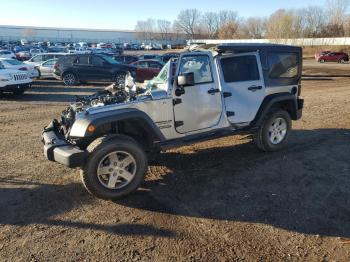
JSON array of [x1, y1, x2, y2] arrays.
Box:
[[240, 17, 267, 39], [174, 9, 202, 39], [218, 10, 238, 27], [157, 20, 172, 41], [202, 12, 219, 39], [135, 19, 156, 41], [302, 6, 327, 37], [218, 21, 240, 39]]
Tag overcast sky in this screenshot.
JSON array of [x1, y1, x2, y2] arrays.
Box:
[[0, 0, 329, 30]]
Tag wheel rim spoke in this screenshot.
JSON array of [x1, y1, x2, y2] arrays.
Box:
[[268, 117, 288, 145], [120, 156, 133, 168], [108, 153, 119, 166], [119, 170, 134, 182], [107, 174, 118, 188]]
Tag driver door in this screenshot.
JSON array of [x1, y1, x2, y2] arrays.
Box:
[[173, 53, 223, 134]]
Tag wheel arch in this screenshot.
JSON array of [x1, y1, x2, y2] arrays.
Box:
[[252, 93, 299, 128], [71, 109, 165, 151]]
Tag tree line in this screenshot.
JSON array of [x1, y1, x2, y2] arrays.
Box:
[[134, 0, 350, 41]]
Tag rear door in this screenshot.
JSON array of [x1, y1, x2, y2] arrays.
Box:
[[219, 52, 266, 124], [90, 55, 110, 81], [73, 55, 91, 80]]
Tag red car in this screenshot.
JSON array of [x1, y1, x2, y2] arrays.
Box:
[[316, 51, 349, 63], [131, 59, 164, 82]]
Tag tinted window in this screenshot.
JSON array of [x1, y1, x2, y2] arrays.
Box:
[[138, 61, 148, 68], [179, 55, 213, 84], [268, 52, 298, 78], [31, 55, 43, 62], [221, 55, 260, 83], [91, 56, 105, 66], [149, 61, 162, 69], [74, 56, 89, 64]]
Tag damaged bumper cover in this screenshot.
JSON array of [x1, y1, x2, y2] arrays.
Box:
[[42, 120, 87, 168]]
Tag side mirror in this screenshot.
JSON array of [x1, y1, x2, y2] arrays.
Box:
[[177, 72, 194, 87]]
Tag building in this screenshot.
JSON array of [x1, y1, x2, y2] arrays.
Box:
[[0, 25, 138, 43]]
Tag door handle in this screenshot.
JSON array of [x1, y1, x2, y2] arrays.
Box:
[[248, 85, 263, 92], [208, 88, 220, 95]]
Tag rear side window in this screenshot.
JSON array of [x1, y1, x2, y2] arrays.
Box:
[[221, 55, 260, 83], [268, 52, 298, 79], [74, 56, 89, 64]]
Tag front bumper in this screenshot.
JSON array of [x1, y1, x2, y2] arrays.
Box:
[[42, 120, 87, 168]]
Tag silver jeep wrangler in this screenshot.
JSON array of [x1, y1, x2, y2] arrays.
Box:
[[42, 44, 304, 200]]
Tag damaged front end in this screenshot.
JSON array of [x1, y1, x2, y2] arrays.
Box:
[[42, 75, 147, 167]]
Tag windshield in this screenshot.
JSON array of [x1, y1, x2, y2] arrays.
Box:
[[153, 60, 170, 84]]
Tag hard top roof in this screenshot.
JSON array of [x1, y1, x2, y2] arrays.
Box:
[[215, 43, 302, 53]]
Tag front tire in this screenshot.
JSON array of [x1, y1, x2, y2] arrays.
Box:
[[80, 136, 148, 200], [254, 109, 291, 152]]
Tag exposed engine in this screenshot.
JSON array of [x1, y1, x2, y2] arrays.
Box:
[[60, 78, 146, 135]]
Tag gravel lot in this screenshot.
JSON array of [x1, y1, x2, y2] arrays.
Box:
[[0, 60, 349, 261]]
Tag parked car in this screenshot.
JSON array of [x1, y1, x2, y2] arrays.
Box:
[[130, 59, 164, 82], [138, 54, 161, 61], [25, 53, 66, 67], [0, 50, 16, 59], [113, 55, 139, 64], [16, 51, 31, 61], [0, 58, 39, 79], [53, 54, 136, 86], [35, 59, 57, 79], [0, 62, 32, 95], [29, 48, 45, 56], [317, 51, 349, 63], [42, 43, 304, 200]]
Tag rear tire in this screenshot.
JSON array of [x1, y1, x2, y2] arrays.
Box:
[[254, 109, 292, 152], [80, 136, 148, 200], [319, 59, 325, 63], [63, 72, 77, 86]]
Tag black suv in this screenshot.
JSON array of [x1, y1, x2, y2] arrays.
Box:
[[54, 54, 136, 86]]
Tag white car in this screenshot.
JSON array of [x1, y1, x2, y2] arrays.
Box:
[[36, 59, 57, 79], [0, 63, 32, 95], [24, 53, 66, 67], [0, 50, 16, 59], [0, 58, 39, 79]]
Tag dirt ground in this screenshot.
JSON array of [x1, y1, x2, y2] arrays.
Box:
[[0, 60, 350, 261]]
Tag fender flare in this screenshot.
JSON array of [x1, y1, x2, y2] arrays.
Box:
[[70, 108, 166, 142], [251, 93, 299, 128]]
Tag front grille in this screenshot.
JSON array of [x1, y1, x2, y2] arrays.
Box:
[[13, 74, 27, 81]]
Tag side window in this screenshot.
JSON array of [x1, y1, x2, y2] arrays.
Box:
[[268, 52, 298, 79], [221, 55, 260, 83], [138, 61, 148, 68], [91, 56, 105, 66], [74, 56, 89, 64], [149, 61, 162, 69], [31, 55, 43, 62], [179, 55, 213, 84]]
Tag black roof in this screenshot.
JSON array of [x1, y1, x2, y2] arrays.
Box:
[[215, 43, 301, 54]]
